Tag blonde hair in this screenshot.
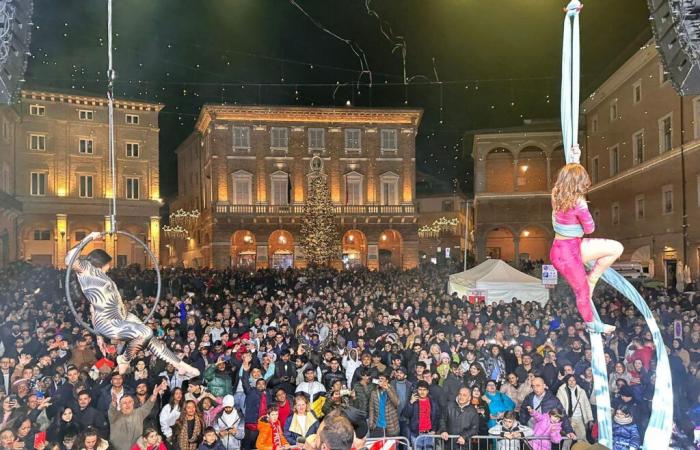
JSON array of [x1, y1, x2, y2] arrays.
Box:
[[552, 163, 590, 212]]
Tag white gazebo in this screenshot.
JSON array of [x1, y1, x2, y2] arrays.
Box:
[[448, 259, 550, 305]]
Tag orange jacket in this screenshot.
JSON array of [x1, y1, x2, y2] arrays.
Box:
[[255, 417, 289, 450]]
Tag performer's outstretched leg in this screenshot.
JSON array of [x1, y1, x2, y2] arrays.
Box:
[[113, 314, 199, 378]]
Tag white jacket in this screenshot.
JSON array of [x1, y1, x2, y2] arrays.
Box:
[[159, 404, 181, 438], [556, 384, 593, 424]]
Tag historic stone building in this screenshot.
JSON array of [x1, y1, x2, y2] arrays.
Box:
[[171, 105, 423, 270], [472, 127, 567, 265], [582, 43, 700, 286], [0, 89, 163, 267], [0, 106, 21, 267]]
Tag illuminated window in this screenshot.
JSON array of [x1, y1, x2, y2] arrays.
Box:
[[79, 138, 94, 154], [231, 171, 253, 205], [270, 172, 289, 205], [344, 172, 363, 205], [379, 172, 399, 205]]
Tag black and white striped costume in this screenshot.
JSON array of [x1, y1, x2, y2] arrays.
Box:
[[65, 244, 182, 367]]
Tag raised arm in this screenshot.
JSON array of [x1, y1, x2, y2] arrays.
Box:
[[65, 231, 102, 272]]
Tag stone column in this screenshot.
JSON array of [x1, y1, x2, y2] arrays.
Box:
[[546, 156, 552, 189], [148, 216, 160, 268], [513, 159, 519, 191], [513, 236, 520, 267]]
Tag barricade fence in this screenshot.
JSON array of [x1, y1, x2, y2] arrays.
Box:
[[412, 433, 577, 450]]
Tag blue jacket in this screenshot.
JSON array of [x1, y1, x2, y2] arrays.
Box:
[[242, 372, 272, 425], [484, 391, 516, 428], [612, 421, 641, 450], [402, 397, 441, 434]]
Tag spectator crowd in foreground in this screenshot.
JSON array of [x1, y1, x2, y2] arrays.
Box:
[[0, 260, 698, 450]]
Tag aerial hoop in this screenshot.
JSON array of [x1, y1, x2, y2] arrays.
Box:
[[64, 230, 162, 334]]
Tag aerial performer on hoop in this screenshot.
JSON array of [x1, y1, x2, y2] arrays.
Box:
[[551, 2, 673, 449], [65, 236, 200, 378], [63, 0, 199, 379]]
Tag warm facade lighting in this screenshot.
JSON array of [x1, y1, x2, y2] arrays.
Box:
[[57, 187, 66, 197], [381, 234, 387, 241], [521, 165, 529, 172], [279, 235, 287, 244], [522, 230, 530, 237]]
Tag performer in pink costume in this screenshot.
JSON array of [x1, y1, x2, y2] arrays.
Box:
[[549, 158, 622, 334]]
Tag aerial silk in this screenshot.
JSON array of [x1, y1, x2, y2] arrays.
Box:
[[558, 2, 673, 449]]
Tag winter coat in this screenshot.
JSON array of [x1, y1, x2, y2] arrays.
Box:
[[196, 442, 225, 450], [488, 420, 534, 450], [213, 408, 244, 450], [321, 369, 346, 391], [612, 420, 641, 450], [529, 409, 562, 450], [369, 386, 400, 435], [500, 382, 531, 409], [556, 385, 593, 425], [439, 400, 479, 440], [402, 396, 441, 435], [204, 366, 233, 398], [255, 417, 289, 450], [283, 412, 319, 445], [519, 390, 574, 435], [484, 391, 516, 428], [159, 404, 181, 439], [352, 382, 375, 415], [442, 373, 465, 401]]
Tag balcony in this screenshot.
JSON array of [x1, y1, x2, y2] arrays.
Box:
[[214, 204, 415, 216]]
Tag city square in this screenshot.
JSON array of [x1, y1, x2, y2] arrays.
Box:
[[0, 1, 698, 450]]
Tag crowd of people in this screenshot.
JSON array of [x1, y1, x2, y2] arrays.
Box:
[[0, 260, 698, 450]]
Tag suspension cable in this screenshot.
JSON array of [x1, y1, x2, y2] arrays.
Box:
[[106, 0, 117, 233]]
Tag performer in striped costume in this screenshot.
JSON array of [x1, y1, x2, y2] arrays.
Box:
[[66, 231, 200, 378]]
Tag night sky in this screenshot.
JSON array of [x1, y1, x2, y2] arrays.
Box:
[[25, 0, 651, 198]]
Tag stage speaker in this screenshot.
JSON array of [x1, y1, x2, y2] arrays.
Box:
[[0, 0, 33, 104]]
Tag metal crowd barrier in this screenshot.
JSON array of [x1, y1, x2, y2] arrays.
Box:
[[365, 436, 413, 450], [413, 434, 576, 450]]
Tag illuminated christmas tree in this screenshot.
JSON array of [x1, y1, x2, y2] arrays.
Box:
[[300, 163, 339, 266]]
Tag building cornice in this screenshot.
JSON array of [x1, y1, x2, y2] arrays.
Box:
[[22, 90, 164, 112], [581, 43, 657, 113], [194, 105, 423, 134]]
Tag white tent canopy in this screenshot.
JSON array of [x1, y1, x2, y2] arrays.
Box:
[[448, 259, 550, 306]]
